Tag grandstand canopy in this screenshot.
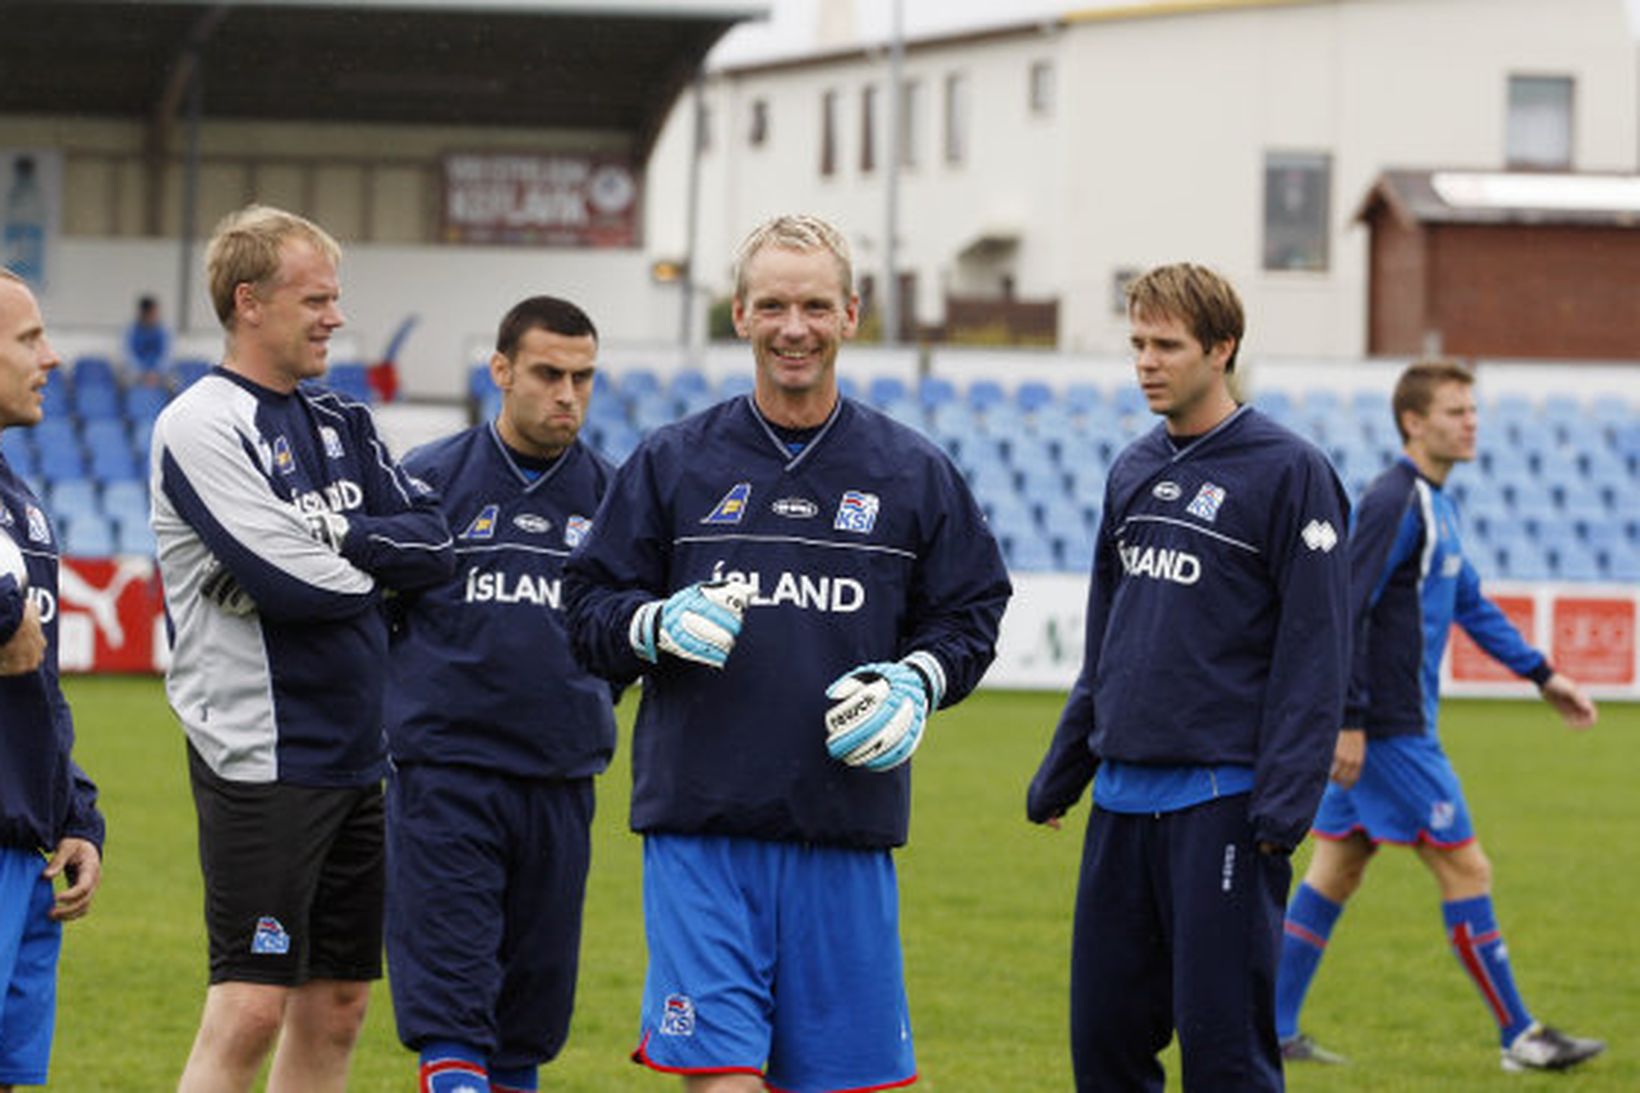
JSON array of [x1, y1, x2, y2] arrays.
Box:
[[0, 1, 765, 155]]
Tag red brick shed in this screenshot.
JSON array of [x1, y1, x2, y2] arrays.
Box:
[[1356, 170, 1640, 361]]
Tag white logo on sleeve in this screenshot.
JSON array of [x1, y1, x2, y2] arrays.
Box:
[[1301, 519, 1339, 552]]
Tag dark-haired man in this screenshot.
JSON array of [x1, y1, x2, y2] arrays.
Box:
[[1276, 359, 1602, 1074], [383, 296, 617, 1093]]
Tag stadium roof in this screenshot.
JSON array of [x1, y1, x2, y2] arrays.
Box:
[[1356, 169, 1640, 228], [0, 1, 766, 156]]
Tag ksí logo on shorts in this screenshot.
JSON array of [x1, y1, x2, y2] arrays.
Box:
[[251, 916, 290, 955], [1429, 800, 1457, 831], [660, 993, 696, 1036]]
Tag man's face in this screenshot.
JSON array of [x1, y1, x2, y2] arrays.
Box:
[[236, 238, 344, 389], [1405, 380, 1478, 466], [1129, 307, 1232, 433], [732, 245, 858, 404], [0, 279, 59, 430], [492, 327, 598, 459]]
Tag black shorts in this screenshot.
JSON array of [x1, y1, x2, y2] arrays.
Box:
[[188, 743, 385, 987]]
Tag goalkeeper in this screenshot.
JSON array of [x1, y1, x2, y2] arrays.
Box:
[[565, 214, 1011, 1093]]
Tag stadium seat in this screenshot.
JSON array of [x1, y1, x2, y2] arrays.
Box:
[[669, 368, 710, 399], [1499, 541, 1553, 581], [836, 375, 860, 401], [170, 358, 213, 391], [1063, 382, 1103, 414], [717, 373, 755, 399], [1005, 530, 1059, 573], [73, 354, 119, 389], [867, 376, 907, 408], [1552, 544, 1603, 582], [74, 378, 122, 421], [115, 517, 156, 556], [61, 513, 116, 557], [0, 429, 34, 476], [1016, 380, 1055, 414], [49, 479, 101, 525], [1018, 468, 1066, 507], [124, 384, 170, 425], [617, 369, 660, 401], [40, 372, 72, 419], [102, 481, 149, 529], [967, 379, 1007, 412], [918, 376, 958, 411]]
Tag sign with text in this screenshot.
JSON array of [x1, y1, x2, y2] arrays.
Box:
[[441, 153, 640, 247], [1448, 594, 1537, 684], [1551, 596, 1635, 685]]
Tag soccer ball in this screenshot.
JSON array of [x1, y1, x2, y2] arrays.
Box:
[[0, 532, 28, 591]]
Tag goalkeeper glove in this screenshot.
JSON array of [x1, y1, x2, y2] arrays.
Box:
[[629, 576, 753, 669], [824, 652, 946, 772], [304, 510, 350, 551], [200, 561, 255, 616]]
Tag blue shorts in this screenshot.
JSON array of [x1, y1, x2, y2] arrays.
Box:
[[1311, 732, 1476, 848], [0, 847, 61, 1087], [635, 834, 916, 1093]]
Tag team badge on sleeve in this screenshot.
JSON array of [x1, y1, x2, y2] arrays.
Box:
[[460, 503, 500, 540], [25, 504, 50, 544], [702, 483, 752, 525], [320, 426, 344, 459], [1186, 482, 1226, 523], [564, 514, 591, 547], [834, 490, 880, 534]]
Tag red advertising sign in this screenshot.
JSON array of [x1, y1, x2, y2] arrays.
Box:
[[441, 153, 640, 247], [57, 556, 166, 674], [1551, 597, 1635, 685], [1449, 594, 1536, 683]]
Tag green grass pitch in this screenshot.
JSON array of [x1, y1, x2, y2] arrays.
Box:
[[49, 677, 1637, 1090]]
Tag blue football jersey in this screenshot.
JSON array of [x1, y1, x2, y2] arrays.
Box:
[[384, 424, 618, 778], [565, 395, 1011, 849], [152, 368, 454, 787], [0, 454, 103, 853], [1031, 406, 1351, 849], [1345, 457, 1549, 737]]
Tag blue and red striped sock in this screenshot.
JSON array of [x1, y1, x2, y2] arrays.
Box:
[[1275, 882, 1343, 1041], [1443, 894, 1533, 1045]]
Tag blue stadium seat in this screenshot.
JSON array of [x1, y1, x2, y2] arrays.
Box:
[[1113, 385, 1147, 417], [74, 379, 122, 421], [1018, 468, 1066, 506], [669, 368, 710, 399], [918, 376, 958, 411], [0, 429, 34, 476], [33, 421, 84, 482], [1254, 390, 1295, 422], [1005, 531, 1059, 573], [1603, 542, 1640, 582], [866, 375, 907, 407], [1506, 479, 1555, 518], [1007, 436, 1058, 475], [115, 517, 156, 556], [49, 479, 101, 525], [1067, 466, 1107, 506], [929, 401, 978, 437], [630, 393, 675, 433], [836, 375, 860, 402], [73, 354, 119, 389], [40, 372, 72, 418], [967, 379, 1007, 412], [593, 422, 640, 465], [323, 362, 373, 402], [617, 369, 660, 400], [90, 444, 142, 484], [171, 358, 213, 391], [717, 373, 754, 400], [1064, 383, 1103, 414], [1499, 541, 1553, 580], [467, 362, 494, 401], [1552, 544, 1603, 582], [102, 481, 149, 528], [1016, 380, 1055, 414], [124, 384, 170, 425], [62, 513, 116, 557]]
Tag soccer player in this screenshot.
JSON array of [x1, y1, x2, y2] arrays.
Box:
[[0, 268, 104, 1092], [151, 205, 454, 1093], [1027, 263, 1351, 1092], [383, 295, 617, 1093], [1276, 359, 1603, 1073], [564, 213, 1011, 1093]]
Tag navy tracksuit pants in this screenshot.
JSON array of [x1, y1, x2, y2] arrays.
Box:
[[1070, 793, 1289, 1092]]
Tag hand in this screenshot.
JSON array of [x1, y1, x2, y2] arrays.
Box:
[[304, 510, 350, 551], [1541, 672, 1597, 729], [0, 598, 45, 675], [630, 577, 753, 668], [1330, 728, 1366, 788], [44, 837, 101, 922], [200, 561, 255, 616], [824, 659, 936, 772]]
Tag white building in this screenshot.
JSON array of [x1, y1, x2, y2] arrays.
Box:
[[646, 0, 1640, 360]]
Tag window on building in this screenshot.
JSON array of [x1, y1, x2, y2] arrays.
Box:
[[1029, 60, 1055, 116], [1262, 151, 1331, 272], [1506, 75, 1573, 169], [943, 72, 968, 165], [749, 99, 768, 148], [820, 90, 838, 177], [860, 84, 877, 173], [899, 79, 922, 168]]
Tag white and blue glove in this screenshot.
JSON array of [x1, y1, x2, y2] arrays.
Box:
[[824, 652, 947, 771], [629, 576, 753, 669]]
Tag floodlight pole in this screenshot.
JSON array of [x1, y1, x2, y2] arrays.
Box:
[[883, 0, 903, 346]]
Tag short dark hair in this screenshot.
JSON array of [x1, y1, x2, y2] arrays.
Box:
[[1392, 359, 1475, 442], [495, 295, 598, 358]]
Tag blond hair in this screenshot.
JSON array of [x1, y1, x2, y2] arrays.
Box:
[[732, 214, 853, 301], [206, 205, 341, 327]]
